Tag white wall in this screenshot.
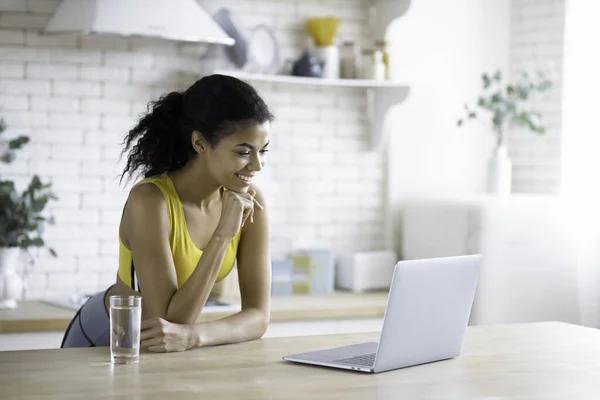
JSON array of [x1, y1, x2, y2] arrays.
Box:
[[385, 0, 511, 252], [0, 0, 385, 299], [561, 0, 600, 328], [509, 0, 566, 194]]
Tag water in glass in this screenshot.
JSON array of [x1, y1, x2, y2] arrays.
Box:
[[110, 296, 142, 364]]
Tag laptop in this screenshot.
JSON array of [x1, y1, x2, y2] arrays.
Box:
[[283, 254, 482, 373]]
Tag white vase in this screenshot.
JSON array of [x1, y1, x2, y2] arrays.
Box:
[[487, 144, 512, 195], [0, 247, 24, 309]]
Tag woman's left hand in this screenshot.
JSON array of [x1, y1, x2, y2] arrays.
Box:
[[140, 317, 196, 352]]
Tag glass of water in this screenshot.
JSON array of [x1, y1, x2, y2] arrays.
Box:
[[110, 295, 142, 364]]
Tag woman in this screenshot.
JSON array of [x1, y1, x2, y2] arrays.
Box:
[[61, 74, 273, 352]]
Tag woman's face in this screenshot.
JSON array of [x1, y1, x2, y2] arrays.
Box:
[[204, 121, 270, 193]]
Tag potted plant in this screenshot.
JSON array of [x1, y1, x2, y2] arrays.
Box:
[[457, 69, 553, 194], [0, 114, 57, 309]]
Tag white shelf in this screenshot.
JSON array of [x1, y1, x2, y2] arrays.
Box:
[[214, 69, 409, 89], [215, 70, 410, 150]]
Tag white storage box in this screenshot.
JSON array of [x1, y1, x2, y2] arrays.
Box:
[[336, 250, 397, 292]]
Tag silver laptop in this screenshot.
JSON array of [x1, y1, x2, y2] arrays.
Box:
[[283, 254, 481, 373]]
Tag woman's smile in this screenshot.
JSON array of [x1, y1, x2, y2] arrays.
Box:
[[235, 173, 254, 185]]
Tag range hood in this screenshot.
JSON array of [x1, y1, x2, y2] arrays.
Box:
[[44, 0, 234, 45]]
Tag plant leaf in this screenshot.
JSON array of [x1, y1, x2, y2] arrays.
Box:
[[8, 136, 30, 150], [491, 92, 503, 103], [482, 74, 491, 89]]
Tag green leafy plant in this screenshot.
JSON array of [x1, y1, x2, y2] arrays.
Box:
[[457, 69, 553, 146], [0, 114, 57, 255]]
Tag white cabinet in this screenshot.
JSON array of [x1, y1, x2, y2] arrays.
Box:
[[402, 195, 581, 325], [0, 332, 64, 351], [338, 318, 383, 333], [264, 318, 383, 338], [263, 320, 340, 338]]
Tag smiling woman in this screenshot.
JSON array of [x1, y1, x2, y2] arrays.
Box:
[[61, 75, 274, 352]]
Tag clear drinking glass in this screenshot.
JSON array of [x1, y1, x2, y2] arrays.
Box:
[[110, 295, 142, 364]]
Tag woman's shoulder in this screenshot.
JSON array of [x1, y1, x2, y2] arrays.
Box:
[[128, 173, 171, 200], [238, 184, 268, 238], [248, 184, 267, 206], [126, 178, 168, 212], [119, 177, 170, 246]]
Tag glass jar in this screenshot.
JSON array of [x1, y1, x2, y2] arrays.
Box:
[[340, 41, 360, 79], [360, 49, 374, 79], [361, 49, 385, 80], [374, 40, 390, 80], [373, 49, 385, 81]]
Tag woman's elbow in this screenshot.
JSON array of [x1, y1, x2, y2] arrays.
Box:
[[242, 308, 269, 339], [254, 311, 270, 338]]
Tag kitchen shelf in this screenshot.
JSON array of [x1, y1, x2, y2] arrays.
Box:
[[214, 70, 410, 150], [213, 70, 407, 89]]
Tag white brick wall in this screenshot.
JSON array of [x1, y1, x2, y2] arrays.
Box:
[[0, 0, 384, 298], [509, 0, 566, 193]]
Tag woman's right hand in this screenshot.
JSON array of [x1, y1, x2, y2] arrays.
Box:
[[215, 188, 263, 239]]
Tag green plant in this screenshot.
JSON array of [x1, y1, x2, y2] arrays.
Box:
[[457, 69, 553, 146], [0, 113, 57, 255]]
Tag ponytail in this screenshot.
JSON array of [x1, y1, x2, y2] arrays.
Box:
[[120, 91, 188, 183]]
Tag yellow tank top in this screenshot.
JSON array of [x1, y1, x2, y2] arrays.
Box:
[[117, 173, 241, 291]]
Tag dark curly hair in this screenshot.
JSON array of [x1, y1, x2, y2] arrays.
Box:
[[120, 74, 274, 183]]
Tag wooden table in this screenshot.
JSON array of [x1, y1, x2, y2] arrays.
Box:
[[2, 322, 599, 399]]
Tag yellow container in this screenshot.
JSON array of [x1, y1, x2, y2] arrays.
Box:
[[305, 16, 340, 47]]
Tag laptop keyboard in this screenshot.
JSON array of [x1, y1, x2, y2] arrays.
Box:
[[333, 353, 376, 366]]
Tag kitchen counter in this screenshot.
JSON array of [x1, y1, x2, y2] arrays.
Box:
[[0, 291, 388, 333], [2, 322, 599, 399]]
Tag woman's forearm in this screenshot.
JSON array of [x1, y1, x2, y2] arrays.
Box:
[[192, 308, 269, 347], [165, 232, 231, 324]]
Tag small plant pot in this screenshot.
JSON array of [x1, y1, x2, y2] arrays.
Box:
[[0, 247, 24, 309]]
